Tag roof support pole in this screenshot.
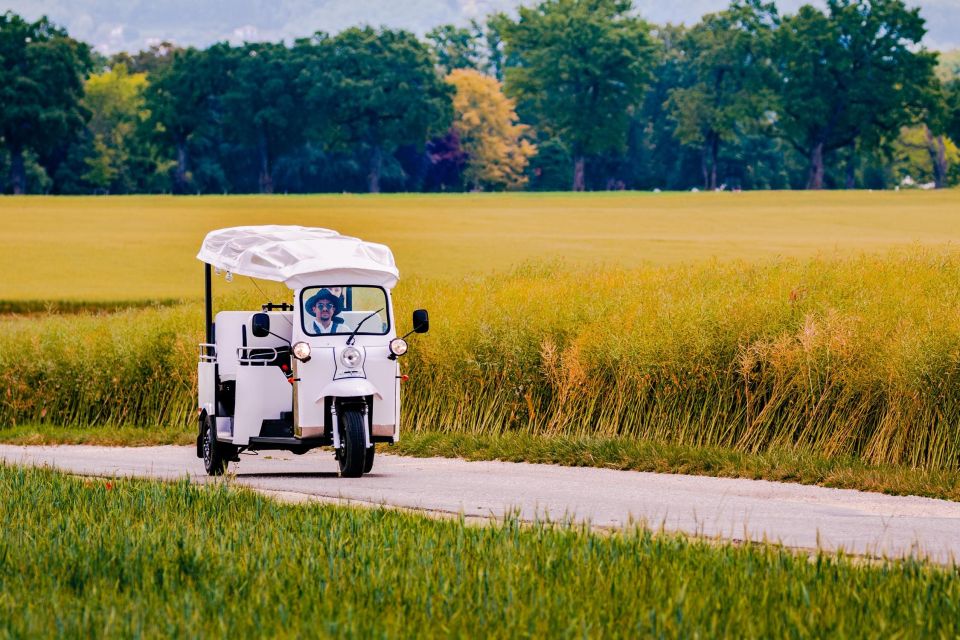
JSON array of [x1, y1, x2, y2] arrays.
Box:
[[204, 262, 213, 347]]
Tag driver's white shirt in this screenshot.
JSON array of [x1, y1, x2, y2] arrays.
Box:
[[313, 321, 339, 335], [313, 321, 353, 335]]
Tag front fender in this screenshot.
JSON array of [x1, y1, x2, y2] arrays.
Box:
[[316, 378, 383, 402]]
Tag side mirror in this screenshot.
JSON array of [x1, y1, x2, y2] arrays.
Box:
[[413, 309, 429, 334], [251, 312, 270, 338]]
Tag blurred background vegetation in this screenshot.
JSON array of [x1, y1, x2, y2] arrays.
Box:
[[2, 0, 959, 196]]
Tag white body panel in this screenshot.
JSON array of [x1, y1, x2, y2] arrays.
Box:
[[233, 366, 293, 445], [294, 341, 399, 434], [198, 362, 216, 416]]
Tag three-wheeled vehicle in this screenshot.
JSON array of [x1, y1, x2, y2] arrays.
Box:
[[195, 225, 428, 477]]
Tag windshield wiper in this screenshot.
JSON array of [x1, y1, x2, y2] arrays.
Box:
[[346, 307, 384, 345]]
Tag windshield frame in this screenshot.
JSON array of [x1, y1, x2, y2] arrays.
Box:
[[299, 284, 392, 338]]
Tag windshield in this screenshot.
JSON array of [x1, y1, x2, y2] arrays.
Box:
[[301, 285, 390, 337]]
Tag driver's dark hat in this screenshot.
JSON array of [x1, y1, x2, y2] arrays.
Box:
[[305, 288, 341, 316]]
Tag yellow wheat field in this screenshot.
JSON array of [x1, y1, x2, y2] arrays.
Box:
[[2, 190, 959, 301]]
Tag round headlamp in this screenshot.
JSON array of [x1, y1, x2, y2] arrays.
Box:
[[340, 346, 363, 368], [389, 338, 408, 357], [292, 341, 312, 362]]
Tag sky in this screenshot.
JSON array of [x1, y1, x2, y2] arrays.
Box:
[[5, 0, 959, 54]]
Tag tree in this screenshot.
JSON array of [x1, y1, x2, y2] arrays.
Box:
[[426, 24, 483, 75], [143, 45, 232, 193], [947, 80, 960, 149], [892, 124, 959, 188], [0, 12, 90, 194], [306, 27, 451, 193], [502, 0, 654, 191], [447, 69, 536, 190], [219, 43, 306, 194], [82, 64, 159, 193], [109, 41, 180, 74], [668, 2, 776, 190], [769, 0, 937, 189]]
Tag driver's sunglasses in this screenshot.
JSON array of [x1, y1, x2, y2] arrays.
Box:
[[316, 302, 336, 310]]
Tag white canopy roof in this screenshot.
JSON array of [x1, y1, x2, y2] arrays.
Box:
[[197, 225, 399, 290]]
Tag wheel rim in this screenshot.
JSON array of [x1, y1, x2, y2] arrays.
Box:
[[202, 424, 212, 467]]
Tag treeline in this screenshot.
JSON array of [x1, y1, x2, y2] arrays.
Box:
[[1, 0, 959, 195]]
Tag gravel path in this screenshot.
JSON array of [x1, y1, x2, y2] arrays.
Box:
[[1, 444, 958, 564]]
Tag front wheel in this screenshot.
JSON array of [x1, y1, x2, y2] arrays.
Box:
[[338, 408, 367, 478]]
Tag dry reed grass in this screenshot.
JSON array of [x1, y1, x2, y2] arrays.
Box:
[[2, 249, 958, 471]]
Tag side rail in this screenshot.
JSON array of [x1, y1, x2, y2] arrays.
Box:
[[237, 346, 290, 366], [198, 343, 217, 363]]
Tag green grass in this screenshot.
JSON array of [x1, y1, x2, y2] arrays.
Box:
[[2, 464, 958, 638], [2, 191, 960, 301], [0, 424, 193, 446]]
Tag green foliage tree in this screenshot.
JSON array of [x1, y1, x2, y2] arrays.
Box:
[[668, 2, 776, 190], [109, 42, 180, 75], [0, 12, 90, 194], [305, 27, 452, 193], [220, 43, 306, 194], [82, 64, 162, 193], [426, 24, 483, 75], [769, 0, 936, 189], [892, 124, 959, 188], [143, 45, 232, 193], [502, 0, 654, 191], [946, 80, 960, 148]]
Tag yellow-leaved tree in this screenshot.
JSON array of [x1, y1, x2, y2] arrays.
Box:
[[447, 68, 536, 190]]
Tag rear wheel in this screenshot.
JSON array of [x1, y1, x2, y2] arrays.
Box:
[[338, 408, 366, 478], [202, 415, 228, 476]]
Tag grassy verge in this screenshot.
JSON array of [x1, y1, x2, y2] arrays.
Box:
[[2, 464, 958, 638], [0, 298, 182, 316], [393, 431, 960, 502], [3, 424, 959, 503], [0, 424, 194, 447]]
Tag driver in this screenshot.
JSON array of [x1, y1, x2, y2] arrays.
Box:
[[305, 288, 346, 335]]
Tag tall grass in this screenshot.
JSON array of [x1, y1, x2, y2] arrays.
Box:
[[3, 249, 959, 470], [2, 464, 958, 638], [405, 249, 960, 470]]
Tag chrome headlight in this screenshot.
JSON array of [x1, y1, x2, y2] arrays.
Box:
[[389, 338, 408, 357], [340, 346, 363, 368], [292, 341, 312, 361]]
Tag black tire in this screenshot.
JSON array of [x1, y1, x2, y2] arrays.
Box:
[[338, 408, 366, 478], [363, 444, 375, 474], [202, 415, 229, 476]]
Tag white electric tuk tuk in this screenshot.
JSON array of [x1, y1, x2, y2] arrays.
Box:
[[195, 226, 428, 477]]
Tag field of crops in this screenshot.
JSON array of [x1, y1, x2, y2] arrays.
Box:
[[4, 249, 960, 472], [2, 464, 957, 638], [2, 192, 960, 484], [2, 191, 959, 301]]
